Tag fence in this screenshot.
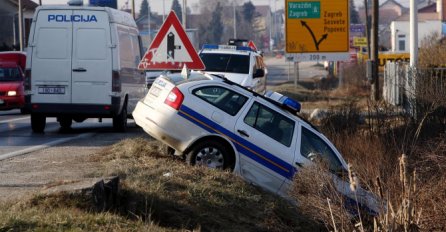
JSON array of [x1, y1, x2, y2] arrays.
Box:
[[384, 62, 446, 119]]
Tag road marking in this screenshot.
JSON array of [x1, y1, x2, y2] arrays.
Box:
[[0, 116, 30, 124], [0, 133, 95, 161]]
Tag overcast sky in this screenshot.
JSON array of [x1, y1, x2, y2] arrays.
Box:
[[33, 0, 410, 15]]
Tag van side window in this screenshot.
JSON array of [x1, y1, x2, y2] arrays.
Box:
[[193, 86, 248, 116], [300, 127, 343, 173], [36, 28, 69, 59], [129, 28, 140, 67], [76, 29, 107, 60], [244, 102, 294, 147], [117, 27, 133, 69]]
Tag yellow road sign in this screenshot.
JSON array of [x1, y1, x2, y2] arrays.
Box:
[[353, 37, 367, 47], [285, 0, 349, 53]]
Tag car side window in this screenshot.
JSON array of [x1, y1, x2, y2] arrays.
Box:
[[193, 86, 248, 116], [244, 102, 294, 147], [300, 127, 344, 173]]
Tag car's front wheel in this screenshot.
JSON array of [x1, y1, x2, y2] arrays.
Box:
[[186, 140, 233, 170]]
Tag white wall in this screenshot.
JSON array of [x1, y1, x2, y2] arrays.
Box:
[[391, 20, 442, 52]]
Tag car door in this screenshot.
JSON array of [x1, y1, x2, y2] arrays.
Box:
[[71, 10, 112, 105], [290, 124, 380, 214], [31, 9, 73, 104], [235, 100, 297, 193]]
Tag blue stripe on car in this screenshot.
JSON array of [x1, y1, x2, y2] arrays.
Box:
[[178, 105, 296, 180]]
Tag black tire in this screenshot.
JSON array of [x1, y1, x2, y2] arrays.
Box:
[[113, 104, 127, 132], [59, 117, 72, 129], [186, 140, 234, 170], [31, 113, 46, 133]]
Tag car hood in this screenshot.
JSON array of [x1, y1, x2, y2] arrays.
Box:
[[204, 72, 250, 86], [0, 81, 22, 91]]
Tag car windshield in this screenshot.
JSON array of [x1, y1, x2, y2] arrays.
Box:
[[0, 67, 22, 82], [200, 53, 250, 74]]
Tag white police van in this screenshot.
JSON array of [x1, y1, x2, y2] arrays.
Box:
[[199, 45, 267, 94], [25, 3, 146, 132]]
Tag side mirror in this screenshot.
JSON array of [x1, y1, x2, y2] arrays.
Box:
[[253, 68, 265, 78]]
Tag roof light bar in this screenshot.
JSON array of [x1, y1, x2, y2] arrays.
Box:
[[202, 44, 253, 52]]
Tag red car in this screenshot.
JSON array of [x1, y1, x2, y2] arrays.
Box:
[[0, 52, 26, 113]]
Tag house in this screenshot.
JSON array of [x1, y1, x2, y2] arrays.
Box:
[[0, 0, 38, 51], [390, 0, 444, 52], [358, 0, 408, 49]]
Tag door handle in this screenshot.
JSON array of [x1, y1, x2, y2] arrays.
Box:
[[295, 162, 304, 168], [237, 129, 249, 137], [72, 68, 87, 72]]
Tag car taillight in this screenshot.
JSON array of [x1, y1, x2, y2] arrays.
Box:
[[164, 87, 184, 110], [24, 69, 31, 91], [112, 71, 121, 92]]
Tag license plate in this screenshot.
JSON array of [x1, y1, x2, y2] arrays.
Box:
[[38, 86, 65, 94], [149, 86, 161, 97]]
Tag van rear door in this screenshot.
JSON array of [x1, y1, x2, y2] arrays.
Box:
[[31, 10, 73, 104], [71, 10, 112, 105]]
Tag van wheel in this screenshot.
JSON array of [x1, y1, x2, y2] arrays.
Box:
[[31, 113, 46, 133], [59, 117, 72, 129], [186, 140, 232, 170], [113, 104, 127, 132]]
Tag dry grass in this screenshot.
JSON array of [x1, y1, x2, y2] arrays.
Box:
[[0, 138, 321, 231]]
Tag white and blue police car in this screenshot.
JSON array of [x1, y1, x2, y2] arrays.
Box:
[[198, 44, 267, 94], [132, 71, 380, 216]]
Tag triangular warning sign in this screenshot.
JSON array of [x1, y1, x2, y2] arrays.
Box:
[[138, 11, 205, 70], [247, 41, 257, 51]]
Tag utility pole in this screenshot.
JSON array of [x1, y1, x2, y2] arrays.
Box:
[[410, 0, 418, 67], [371, 0, 379, 101], [163, 0, 166, 22], [182, 0, 187, 29], [18, 0, 23, 51], [269, 0, 272, 52], [148, 1, 151, 42], [233, 1, 237, 38], [364, 0, 371, 58], [131, 0, 135, 19]]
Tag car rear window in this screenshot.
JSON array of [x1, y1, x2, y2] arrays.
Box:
[[193, 86, 248, 116], [200, 53, 250, 74]]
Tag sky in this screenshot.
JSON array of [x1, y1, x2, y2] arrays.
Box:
[[32, 0, 410, 15]]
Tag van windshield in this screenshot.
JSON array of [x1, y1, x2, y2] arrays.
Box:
[[200, 53, 250, 74], [0, 67, 22, 82]]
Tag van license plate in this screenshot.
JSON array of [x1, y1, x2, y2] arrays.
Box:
[[38, 86, 65, 94]]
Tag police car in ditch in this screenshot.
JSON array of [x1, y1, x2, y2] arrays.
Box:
[[198, 44, 267, 94], [132, 71, 380, 215]]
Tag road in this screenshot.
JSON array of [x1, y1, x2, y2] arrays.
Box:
[[0, 57, 326, 202], [264, 56, 328, 86]]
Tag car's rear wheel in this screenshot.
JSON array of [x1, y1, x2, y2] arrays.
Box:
[[58, 117, 72, 129], [31, 113, 46, 133], [186, 140, 233, 170], [113, 103, 127, 132]]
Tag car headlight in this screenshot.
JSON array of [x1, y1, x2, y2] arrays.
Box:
[[7, 91, 17, 96]]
